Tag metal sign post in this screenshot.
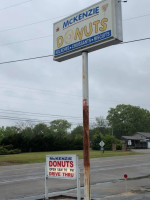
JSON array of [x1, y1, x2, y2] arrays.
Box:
[[45, 165, 48, 200], [82, 52, 90, 200], [124, 174, 128, 193], [77, 166, 81, 200], [99, 141, 105, 154]]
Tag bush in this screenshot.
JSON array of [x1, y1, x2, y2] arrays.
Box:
[[91, 133, 122, 151], [8, 149, 21, 154], [0, 145, 21, 155], [3, 144, 14, 150], [116, 142, 122, 150], [91, 133, 102, 150], [0, 146, 8, 154], [102, 135, 116, 150], [73, 135, 83, 150]]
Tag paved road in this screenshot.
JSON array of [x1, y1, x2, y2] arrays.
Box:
[[0, 153, 150, 199]]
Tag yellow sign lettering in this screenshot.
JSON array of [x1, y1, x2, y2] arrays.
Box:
[[84, 23, 93, 37], [100, 18, 108, 32], [57, 36, 64, 48], [93, 20, 100, 34], [74, 28, 84, 40]]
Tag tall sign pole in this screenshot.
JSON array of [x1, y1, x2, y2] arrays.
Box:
[[53, 1, 123, 199], [82, 52, 90, 200]]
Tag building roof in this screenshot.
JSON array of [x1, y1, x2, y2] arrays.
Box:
[[122, 132, 150, 141], [137, 132, 150, 138], [122, 135, 143, 141]]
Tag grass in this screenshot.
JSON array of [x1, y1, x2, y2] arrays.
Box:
[[0, 150, 139, 166]]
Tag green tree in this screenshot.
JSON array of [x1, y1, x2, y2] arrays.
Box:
[[107, 104, 150, 138], [73, 135, 83, 150], [0, 126, 5, 143], [20, 127, 33, 152], [71, 125, 83, 137], [92, 116, 110, 136], [91, 133, 102, 150], [91, 133, 122, 151], [50, 119, 71, 137], [95, 117, 108, 128], [33, 123, 49, 135], [102, 134, 122, 150]]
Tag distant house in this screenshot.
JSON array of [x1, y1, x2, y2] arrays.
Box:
[[122, 132, 150, 149]]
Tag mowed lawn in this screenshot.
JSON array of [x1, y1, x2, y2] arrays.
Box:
[[0, 150, 139, 166]]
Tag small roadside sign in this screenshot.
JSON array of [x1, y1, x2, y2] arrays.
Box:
[[99, 141, 105, 147], [45, 154, 80, 200], [128, 140, 132, 146], [46, 155, 77, 180], [124, 174, 128, 179]]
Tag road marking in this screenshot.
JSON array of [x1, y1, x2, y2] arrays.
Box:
[[1, 154, 150, 173], [90, 162, 150, 172], [0, 165, 44, 173], [0, 176, 43, 185]]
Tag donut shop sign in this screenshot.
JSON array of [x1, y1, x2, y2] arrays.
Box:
[[45, 155, 80, 199], [46, 155, 78, 180], [53, 0, 123, 62]]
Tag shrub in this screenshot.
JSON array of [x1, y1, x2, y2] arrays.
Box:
[[91, 133, 122, 151], [0, 145, 21, 155], [8, 149, 21, 154], [91, 133, 102, 150]]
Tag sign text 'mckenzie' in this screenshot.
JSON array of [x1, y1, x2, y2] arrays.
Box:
[[63, 6, 99, 29]]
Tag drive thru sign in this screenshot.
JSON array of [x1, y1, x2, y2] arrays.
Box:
[[45, 155, 80, 200], [46, 155, 77, 180]]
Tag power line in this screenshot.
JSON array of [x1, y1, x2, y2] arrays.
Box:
[[0, 108, 97, 122], [0, 15, 66, 33], [0, 114, 98, 127], [122, 37, 150, 44], [0, 0, 33, 12], [0, 37, 150, 65], [0, 112, 83, 120], [0, 10, 150, 34], [0, 34, 52, 47], [1, 33, 149, 49], [0, 84, 82, 98], [2, 33, 149, 49], [0, 115, 49, 123], [0, 108, 83, 119], [0, 54, 53, 65], [0, 115, 97, 126], [0, 85, 81, 98], [124, 13, 150, 21], [0, 115, 84, 124], [1, 84, 150, 109]]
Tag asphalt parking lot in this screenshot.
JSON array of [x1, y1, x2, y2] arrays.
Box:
[[1, 151, 150, 200]]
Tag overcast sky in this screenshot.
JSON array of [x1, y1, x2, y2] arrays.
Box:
[[0, 0, 150, 128]]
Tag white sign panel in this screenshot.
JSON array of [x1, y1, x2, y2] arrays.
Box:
[[128, 140, 132, 146], [46, 155, 78, 180], [99, 141, 105, 147], [53, 0, 123, 62]]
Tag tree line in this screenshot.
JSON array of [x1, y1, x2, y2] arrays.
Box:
[[0, 104, 150, 154], [0, 120, 83, 154]]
